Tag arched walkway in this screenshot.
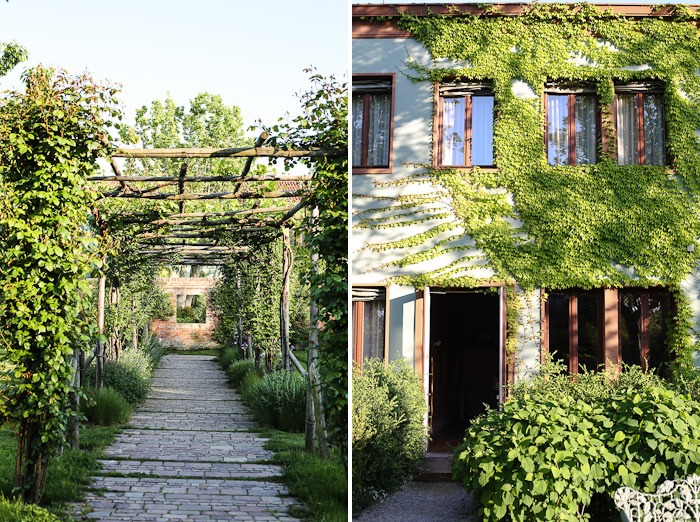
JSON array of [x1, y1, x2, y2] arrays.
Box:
[[76, 354, 301, 521]]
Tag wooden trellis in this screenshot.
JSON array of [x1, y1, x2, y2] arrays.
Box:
[[90, 134, 341, 455]]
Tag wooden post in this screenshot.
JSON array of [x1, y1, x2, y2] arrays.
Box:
[[280, 228, 292, 371], [68, 349, 81, 450], [96, 274, 106, 389], [307, 207, 330, 458]]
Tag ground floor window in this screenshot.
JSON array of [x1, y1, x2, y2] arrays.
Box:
[[544, 287, 672, 374], [352, 287, 387, 365]]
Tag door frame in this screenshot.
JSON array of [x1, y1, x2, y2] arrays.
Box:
[[415, 285, 511, 427]]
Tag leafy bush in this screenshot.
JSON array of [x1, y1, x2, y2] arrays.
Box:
[[227, 359, 258, 388], [0, 496, 61, 522], [455, 372, 700, 521], [81, 387, 131, 426], [245, 370, 306, 431], [84, 349, 152, 406], [352, 359, 428, 511]]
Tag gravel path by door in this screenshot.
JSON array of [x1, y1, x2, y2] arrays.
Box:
[[76, 354, 301, 522], [352, 481, 479, 522]]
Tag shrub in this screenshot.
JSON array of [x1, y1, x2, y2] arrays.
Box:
[[218, 346, 242, 369], [240, 370, 264, 401], [352, 359, 428, 511], [139, 332, 167, 367], [227, 359, 258, 388], [84, 349, 152, 406], [455, 377, 700, 521], [81, 387, 131, 426], [245, 370, 306, 431], [0, 496, 61, 522]]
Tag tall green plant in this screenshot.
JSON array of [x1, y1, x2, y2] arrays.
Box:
[[0, 67, 119, 502]]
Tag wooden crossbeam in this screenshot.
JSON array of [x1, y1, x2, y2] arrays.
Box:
[[88, 174, 312, 183], [112, 146, 343, 159], [112, 205, 295, 223], [102, 189, 306, 200]]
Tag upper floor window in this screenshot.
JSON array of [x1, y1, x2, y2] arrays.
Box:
[[437, 82, 494, 167], [615, 84, 665, 166], [352, 76, 394, 172], [545, 85, 598, 166]]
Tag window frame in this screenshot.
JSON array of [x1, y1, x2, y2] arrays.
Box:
[[544, 84, 600, 166], [614, 83, 667, 166], [434, 81, 495, 168], [352, 285, 390, 366], [352, 74, 395, 174]]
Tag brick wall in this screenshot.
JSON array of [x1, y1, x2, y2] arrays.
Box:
[[151, 277, 219, 349]]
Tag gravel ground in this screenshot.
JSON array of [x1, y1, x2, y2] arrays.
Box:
[[353, 481, 479, 522]]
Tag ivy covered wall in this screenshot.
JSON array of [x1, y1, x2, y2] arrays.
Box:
[[352, 4, 700, 373]]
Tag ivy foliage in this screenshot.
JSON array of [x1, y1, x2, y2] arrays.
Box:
[[0, 67, 119, 502], [360, 4, 700, 291], [263, 70, 348, 449]]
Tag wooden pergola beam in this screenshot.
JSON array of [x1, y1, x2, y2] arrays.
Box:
[[112, 146, 343, 159], [88, 174, 312, 183], [102, 189, 306, 200], [112, 205, 295, 223]]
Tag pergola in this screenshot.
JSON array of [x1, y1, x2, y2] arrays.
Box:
[[86, 134, 344, 454]]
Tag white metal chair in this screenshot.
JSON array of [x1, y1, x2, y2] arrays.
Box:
[[614, 474, 700, 521]]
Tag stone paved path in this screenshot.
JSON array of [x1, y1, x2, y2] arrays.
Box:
[[76, 354, 302, 522]]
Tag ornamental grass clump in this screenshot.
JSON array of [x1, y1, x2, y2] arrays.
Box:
[[226, 359, 258, 389], [454, 375, 700, 521], [81, 387, 131, 426], [245, 370, 306, 432]]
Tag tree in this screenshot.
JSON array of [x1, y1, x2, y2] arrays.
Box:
[[0, 67, 119, 502], [0, 41, 26, 77]]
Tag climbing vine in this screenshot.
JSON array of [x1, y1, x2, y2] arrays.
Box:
[[0, 67, 119, 502], [356, 4, 700, 369]]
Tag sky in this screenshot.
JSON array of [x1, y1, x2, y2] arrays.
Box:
[[0, 0, 348, 134]]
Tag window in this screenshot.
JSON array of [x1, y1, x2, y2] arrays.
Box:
[[546, 290, 602, 373], [619, 290, 672, 372], [352, 76, 394, 172], [545, 86, 598, 165], [437, 82, 494, 167], [615, 85, 665, 166], [545, 288, 673, 374], [352, 287, 387, 364]]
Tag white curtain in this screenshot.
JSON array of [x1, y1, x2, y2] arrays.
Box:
[[643, 94, 664, 166], [367, 92, 390, 166], [362, 299, 385, 360], [575, 95, 596, 164], [351, 94, 364, 165], [441, 97, 465, 165], [472, 96, 494, 166], [548, 95, 569, 165], [617, 94, 638, 165]]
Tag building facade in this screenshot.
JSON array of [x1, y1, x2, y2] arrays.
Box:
[[352, 3, 700, 447]]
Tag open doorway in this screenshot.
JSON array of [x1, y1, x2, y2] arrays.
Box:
[[428, 290, 501, 451]]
